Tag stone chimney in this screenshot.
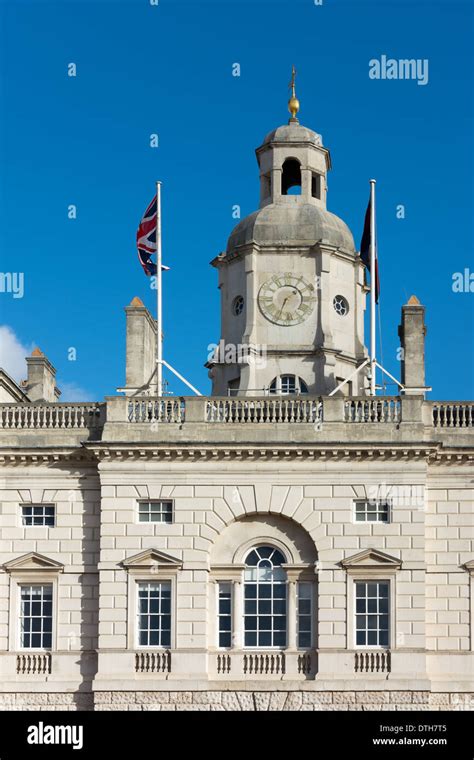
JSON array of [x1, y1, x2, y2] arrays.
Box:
[[398, 295, 427, 396], [25, 348, 60, 402], [124, 297, 157, 394]]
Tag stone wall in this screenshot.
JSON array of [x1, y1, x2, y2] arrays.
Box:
[[0, 691, 473, 711]]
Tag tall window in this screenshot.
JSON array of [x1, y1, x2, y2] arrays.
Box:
[[297, 583, 313, 649], [137, 581, 171, 647], [244, 546, 287, 648], [20, 585, 53, 649], [22, 505, 55, 527], [355, 581, 389, 647], [218, 582, 232, 648], [269, 375, 308, 395]]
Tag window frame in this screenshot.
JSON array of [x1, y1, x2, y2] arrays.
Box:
[[18, 583, 54, 651], [297, 581, 314, 650], [269, 375, 309, 396], [136, 580, 172, 650], [216, 581, 233, 649], [243, 546, 288, 650], [122, 552, 181, 652], [353, 580, 390, 649], [347, 575, 396, 650], [137, 499, 174, 524], [21, 504, 56, 528], [353, 499, 391, 524]]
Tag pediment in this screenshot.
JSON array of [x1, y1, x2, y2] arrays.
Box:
[[122, 548, 182, 570], [341, 548, 402, 570], [463, 559, 474, 573], [3, 552, 64, 573]]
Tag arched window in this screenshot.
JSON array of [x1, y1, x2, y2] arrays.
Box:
[[269, 375, 309, 395], [244, 546, 287, 648], [281, 158, 301, 195]]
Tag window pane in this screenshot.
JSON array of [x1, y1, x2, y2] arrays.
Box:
[[245, 631, 257, 647], [220, 632, 231, 648]]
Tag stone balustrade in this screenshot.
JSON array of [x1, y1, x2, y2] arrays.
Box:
[[0, 403, 104, 430], [1, 397, 474, 440], [211, 650, 317, 679], [16, 652, 52, 675], [430, 402, 474, 428]]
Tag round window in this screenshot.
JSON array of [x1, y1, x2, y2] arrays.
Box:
[[333, 295, 349, 316], [232, 295, 245, 316]]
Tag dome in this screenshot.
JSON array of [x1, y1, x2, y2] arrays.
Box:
[[262, 123, 322, 147], [226, 203, 356, 253]]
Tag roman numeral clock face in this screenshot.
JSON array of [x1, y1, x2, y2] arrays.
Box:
[[258, 273, 316, 326]]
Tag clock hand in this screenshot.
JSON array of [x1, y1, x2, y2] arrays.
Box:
[[276, 296, 289, 320]]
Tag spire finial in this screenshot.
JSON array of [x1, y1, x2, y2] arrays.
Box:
[[288, 65, 300, 123]]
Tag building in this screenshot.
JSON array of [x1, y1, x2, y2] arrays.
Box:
[[1, 85, 473, 712]]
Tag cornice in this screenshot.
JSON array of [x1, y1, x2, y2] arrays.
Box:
[[0, 446, 97, 466], [1, 443, 473, 466], [85, 443, 446, 463]]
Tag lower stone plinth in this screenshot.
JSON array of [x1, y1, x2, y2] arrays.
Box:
[[1, 691, 473, 711]]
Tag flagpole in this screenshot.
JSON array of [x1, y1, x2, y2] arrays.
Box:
[[156, 181, 163, 397], [369, 178, 376, 396]]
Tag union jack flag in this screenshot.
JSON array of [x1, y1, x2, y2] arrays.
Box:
[[136, 196, 157, 276]]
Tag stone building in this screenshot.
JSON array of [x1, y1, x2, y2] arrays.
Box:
[[0, 94, 473, 712]]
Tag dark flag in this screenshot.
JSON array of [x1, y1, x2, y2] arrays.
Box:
[[360, 197, 380, 304]]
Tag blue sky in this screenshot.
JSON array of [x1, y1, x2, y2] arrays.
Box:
[[0, 0, 473, 400]]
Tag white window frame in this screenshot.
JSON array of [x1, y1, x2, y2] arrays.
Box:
[[18, 583, 54, 651], [136, 580, 172, 649], [353, 499, 391, 524], [243, 547, 288, 650], [269, 375, 308, 396], [347, 575, 396, 650], [297, 581, 314, 650], [353, 580, 390, 650], [21, 504, 56, 527], [137, 499, 173, 524], [216, 581, 233, 650], [126, 572, 178, 651], [8, 573, 60, 653]]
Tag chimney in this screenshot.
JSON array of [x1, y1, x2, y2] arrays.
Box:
[[25, 348, 60, 402], [124, 297, 157, 394], [398, 295, 427, 396]]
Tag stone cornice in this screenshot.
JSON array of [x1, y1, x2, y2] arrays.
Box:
[[1, 443, 473, 466], [0, 446, 97, 466], [85, 443, 445, 463]]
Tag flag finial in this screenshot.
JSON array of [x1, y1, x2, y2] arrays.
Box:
[[288, 65, 300, 123]]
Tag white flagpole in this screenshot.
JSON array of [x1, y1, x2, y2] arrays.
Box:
[[156, 181, 163, 397], [369, 178, 376, 396]]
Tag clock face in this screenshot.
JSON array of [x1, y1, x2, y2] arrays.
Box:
[[258, 273, 316, 326]]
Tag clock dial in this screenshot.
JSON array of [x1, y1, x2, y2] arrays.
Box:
[[258, 273, 316, 326]]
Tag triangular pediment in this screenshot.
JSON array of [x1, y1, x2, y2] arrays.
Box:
[[122, 548, 182, 570], [341, 548, 402, 569], [463, 559, 474, 572], [3, 552, 64, 573]]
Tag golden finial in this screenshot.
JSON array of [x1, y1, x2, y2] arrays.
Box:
[[288, 65, 300, 123]]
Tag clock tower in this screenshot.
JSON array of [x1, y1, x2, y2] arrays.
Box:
[[209, 75, 368, 397]]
